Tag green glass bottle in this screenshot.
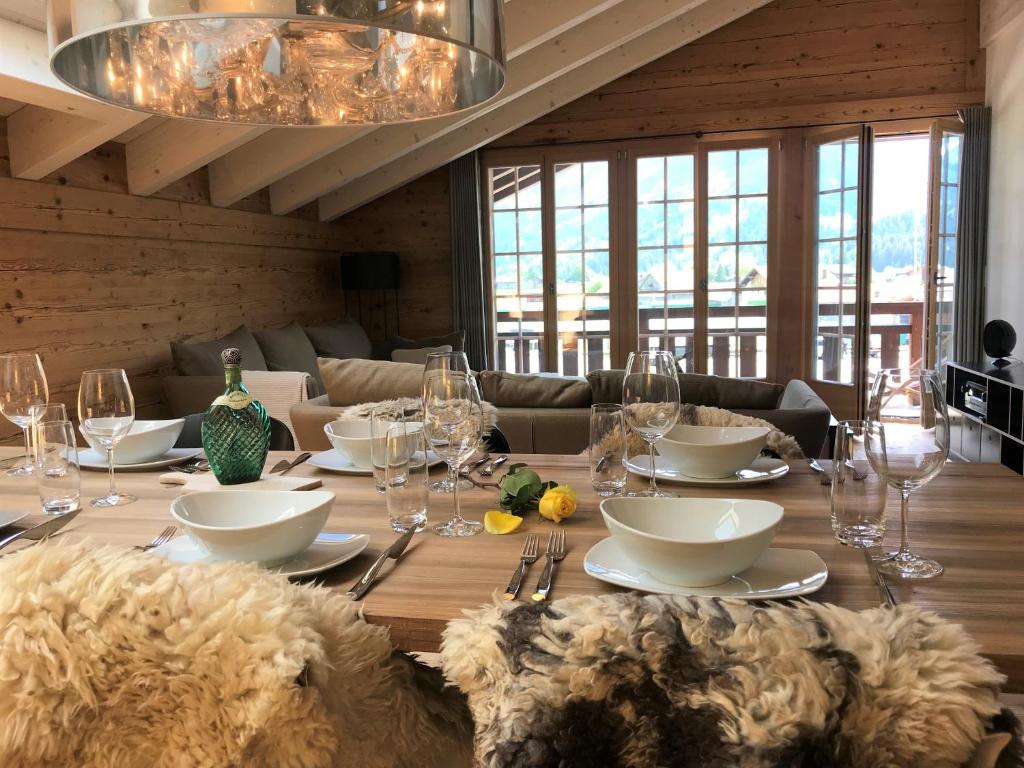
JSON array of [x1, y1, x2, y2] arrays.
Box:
[[201, 348, 271, 485]]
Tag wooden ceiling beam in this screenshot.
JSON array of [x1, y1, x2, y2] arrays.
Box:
[[7, 106, 145, 179], [126, 122, 269, 197], [317, 0, 772, 220], [208, 0, 625, 210]]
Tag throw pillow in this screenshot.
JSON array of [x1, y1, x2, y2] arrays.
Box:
[[304, 318, 373, 360], [253, 323, 324, 392], [318, 358, 424, 406], [391, 345, 453, 365], [586, 369, 625, 405], [478, 371, 592, 409], [376, 331, 466, 360], [170, 325, 268, 377]]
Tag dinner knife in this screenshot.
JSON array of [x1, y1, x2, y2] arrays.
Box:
[[346, 527, 417, 600], [0, 508, 81, 555], [862, 550, 897, 609]]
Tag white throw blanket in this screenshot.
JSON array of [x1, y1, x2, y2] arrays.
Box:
[[241, 370, 311, 444]]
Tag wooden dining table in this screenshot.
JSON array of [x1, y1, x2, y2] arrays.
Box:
[[2, 447, 1023, 692]]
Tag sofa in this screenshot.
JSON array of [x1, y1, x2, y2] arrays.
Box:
[[160, 320, 465, 417], [291, 363, 832, 458]]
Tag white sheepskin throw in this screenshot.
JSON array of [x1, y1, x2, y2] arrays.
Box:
[[332, 397, 499, 434], [585, 403, 804, 462], [442, 594, 1022, 768], [0, 541, 472, 768]]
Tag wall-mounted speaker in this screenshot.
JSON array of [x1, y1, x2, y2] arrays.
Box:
[[983, 319, 1017, 367]]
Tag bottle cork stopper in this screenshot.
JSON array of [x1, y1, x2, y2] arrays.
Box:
[[221, 348, 242, 367]]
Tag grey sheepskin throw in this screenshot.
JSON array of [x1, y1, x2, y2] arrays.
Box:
[[442, 594, 1021, 768], [0, 541, 472, 768], [586, 403, 804, 462]]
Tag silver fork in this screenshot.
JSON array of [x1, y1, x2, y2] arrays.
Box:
[[502, 534, 539, 601], [480, 454, 509, 477], [134, 525, 177, 551], [531, 529, 566, 602]]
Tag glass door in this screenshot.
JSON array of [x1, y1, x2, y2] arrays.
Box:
[[929, 122, 963, 369], [807, 127, 869, 419]]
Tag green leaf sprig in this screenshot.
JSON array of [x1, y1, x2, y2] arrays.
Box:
[[498, 463, 557, 517]]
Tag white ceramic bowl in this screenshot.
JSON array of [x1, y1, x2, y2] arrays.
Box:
[[171, 490, 335, 565], [82, 418, 185, 464], [600, 496, 783, 586], [324, 419, 373, 468], [656, 425, 770, 478]]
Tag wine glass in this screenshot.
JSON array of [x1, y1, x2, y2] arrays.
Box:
[[423, 351, 476, 494], [0, 353, 49, 476], [622, 350, 680, 497], [422, 367, 483, 537], [78, 369, 137, 507], [864, 368, 949, 578]]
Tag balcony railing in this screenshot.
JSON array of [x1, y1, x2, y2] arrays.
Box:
[[494, 300, 926, 377]]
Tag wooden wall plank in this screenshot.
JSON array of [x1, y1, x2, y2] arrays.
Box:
[[493, 0, 985, 146]]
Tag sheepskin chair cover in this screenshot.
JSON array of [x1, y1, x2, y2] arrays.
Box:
[[442, 594, 1022, 768], [0, 541, 472, 768], [332, 397, 499, 435], [586, 403, 804, 462]]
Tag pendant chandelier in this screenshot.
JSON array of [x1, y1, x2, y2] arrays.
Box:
[[47, 0, 505, 126]]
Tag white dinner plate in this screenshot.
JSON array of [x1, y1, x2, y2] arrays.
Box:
[[584, 537, 827, 600], [152, 531, 370, 578], [0, 510, 29, 529], [79, 447, 204, 471], [307, 449, 444, 476], [625, 455, 790, 486]]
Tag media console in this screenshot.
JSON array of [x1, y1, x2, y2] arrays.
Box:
[[945, 361, 1024, 475]]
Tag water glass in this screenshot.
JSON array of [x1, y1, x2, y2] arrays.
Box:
[[35, 420, 80, 515], [370, 404, 401, 494], [590, 404, 627, 496], [385, 423, 429, 533], [830, 420, 886, 548], [30, 403, 68, 461]]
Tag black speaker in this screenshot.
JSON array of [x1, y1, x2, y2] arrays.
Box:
[[340, 252, 400, 290], [983, 319, 1016, 367]]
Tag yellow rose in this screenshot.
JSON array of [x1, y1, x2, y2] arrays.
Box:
[[538, 485, 577, 523]]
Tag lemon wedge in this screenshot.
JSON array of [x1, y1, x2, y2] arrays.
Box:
[[484, 510, 523, 535]]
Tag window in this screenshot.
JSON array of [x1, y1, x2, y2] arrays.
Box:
[[705, 148, 770, 378], [490, 165, 544, 373], [485, 141, 774, 378], [635, 154, 696, 369], [812, 137, 860, 384], [553, 161, 612, 375]]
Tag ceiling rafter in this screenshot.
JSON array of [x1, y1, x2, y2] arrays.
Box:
[[206, 0, 626, 209], [317, 0, 773, 220]]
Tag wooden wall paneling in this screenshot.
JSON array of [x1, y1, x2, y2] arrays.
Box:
[[333, 168, 453, 341], [0, 117, 351, 444], [494, 0, 985, 147]]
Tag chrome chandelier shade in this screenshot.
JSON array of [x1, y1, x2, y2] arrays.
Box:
[[47, 0, 505, 125]]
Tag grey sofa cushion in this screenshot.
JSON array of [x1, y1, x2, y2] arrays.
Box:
[[588, 369, 783, 409], [478, 371, 592, 409], [678, 373, 783, 409], [304, 318, 373, 360], [318, 357, 424, 406], [170, 325, 268, 376], [253, 323, 324, 394], [735, 380, 831, 458], [376, 331, 465, 360]]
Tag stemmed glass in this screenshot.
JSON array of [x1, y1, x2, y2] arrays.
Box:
[[78, 369, 137, 507], [423, 351, 475, 494], [422, 365, 483, 537], [0, 353, 49, 476], [622, 350, 680, 497], [864, 368, 949, 578]]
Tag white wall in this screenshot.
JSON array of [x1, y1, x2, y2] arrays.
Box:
[[985, 9, 1024, 336]]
